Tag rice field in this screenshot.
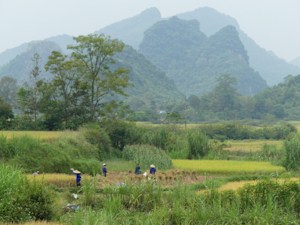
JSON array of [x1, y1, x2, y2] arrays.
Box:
[[136, 122, 199, 129], [173, 159, 286, 174], [27, 173, 91, 188], [0, 131, 62, 141], [218, 178, 300, 191], [223, 140, 283, 152]]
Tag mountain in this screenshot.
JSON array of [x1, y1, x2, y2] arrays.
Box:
[[114, 45, 184, 104], [176, 7, 300, 86], [139, 17, 267, 96], [0, 41, 62, 82], [0, 40, 183, 105], [94, 7, 161, 50], [44, 34, 74, 54], [290, 56, 300, 69], [0, 43, 29, 68]]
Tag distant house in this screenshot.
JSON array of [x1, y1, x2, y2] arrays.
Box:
[[159, 110, 166, 114]]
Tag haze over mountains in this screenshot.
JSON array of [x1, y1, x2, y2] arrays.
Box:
[[139, 17, 266, 96], [0, 7, 299, 98]]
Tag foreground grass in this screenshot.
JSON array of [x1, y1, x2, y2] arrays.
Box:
[[0, 131, 62, 141], [173, 159, 286, 174]]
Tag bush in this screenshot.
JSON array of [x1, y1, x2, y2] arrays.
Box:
[[282, 133, 300, 171], [2, 131, 102, 175], [187, 129, 212, 159], [0, 164, 53, 223], [123, 145, 172, 170]]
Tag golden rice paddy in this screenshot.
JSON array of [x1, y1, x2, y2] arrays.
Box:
[[173, 160, 286, 174], [223, 140, 283, 152], [27, 173, 91, 188], [0, 131, 62, 140]]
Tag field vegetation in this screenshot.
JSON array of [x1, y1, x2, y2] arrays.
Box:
[[173, 159, 285, 174]]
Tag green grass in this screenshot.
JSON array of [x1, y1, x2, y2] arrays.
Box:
[[99, 159, 135, 172]]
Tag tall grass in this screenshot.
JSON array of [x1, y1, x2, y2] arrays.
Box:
[[60, 177, 300, 224], [0, 164, 53, 223], [187, 129, 212, 159], [283, 133, 300, 171]]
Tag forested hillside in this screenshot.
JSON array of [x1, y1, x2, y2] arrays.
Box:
[[176, 7, 300, 86], [0, 41, 183, 107], [110, 45, 184, 105], [253, 74, 300, 120], [139, 17, 267, 96], [0, 41, 62, 81]]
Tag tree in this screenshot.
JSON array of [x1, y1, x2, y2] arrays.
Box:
[[0, 76, 19, 105], [17, 53, 43, 122], [164, 112, 184, 123], [0, 97, 14, 129], [42, 51, 88, 129], [67, 34, 132, 122], [211, 74, 239, 112]]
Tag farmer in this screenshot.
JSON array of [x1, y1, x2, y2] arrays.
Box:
[[32, 171, 39, 175], [70, 168, 75, 175], [135, 163, 142, 175], [150, 165, 156, 175], [74, 170, 81, 187], [102, 163, 107, 177]]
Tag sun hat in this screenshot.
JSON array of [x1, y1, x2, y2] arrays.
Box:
[[70, 168, 74, 171], [150, 164, 155, 168], [73, 170, 81, 174], [103, 163, 106, 166]]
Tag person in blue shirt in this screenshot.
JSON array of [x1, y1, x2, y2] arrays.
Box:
[[150, 165, 156, 174], [70, 168, 75, 175], [102, 163, 107, 177], [74, 170, 81, 187], [135, 163, 142, 175]]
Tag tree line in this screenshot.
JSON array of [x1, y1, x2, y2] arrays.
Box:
[[0, 34, 133, 130]]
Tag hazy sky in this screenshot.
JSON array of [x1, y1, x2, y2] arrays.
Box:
[[1, 0, 300, 61]]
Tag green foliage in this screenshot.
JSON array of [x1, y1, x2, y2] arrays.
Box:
[[283, 133, 300, 171], [187, 129, 212, 159], [0, 164, 53, 223], [199, 121, 296, 140], [0, 97, 14, 129], [123, 144, 172, 170], [0, 131, 102, 175], [140, 17, 267, 96]]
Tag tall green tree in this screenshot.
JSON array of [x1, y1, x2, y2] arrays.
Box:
[[67, 34, 132, 122], [0, 97, 14, 129], [42, 51, 88, 129], [211, 74, 240, 112]]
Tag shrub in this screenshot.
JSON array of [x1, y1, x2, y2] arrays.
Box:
[[282, 133, 300, 171], [0, 164, 53, 223], [187, 129, 212, 159], [123, 145, 172, 170]]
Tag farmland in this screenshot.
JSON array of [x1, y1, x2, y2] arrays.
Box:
[[0, 131, 62, 140], [1, 121, 300, 224], [173, 159, 286, 174]]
